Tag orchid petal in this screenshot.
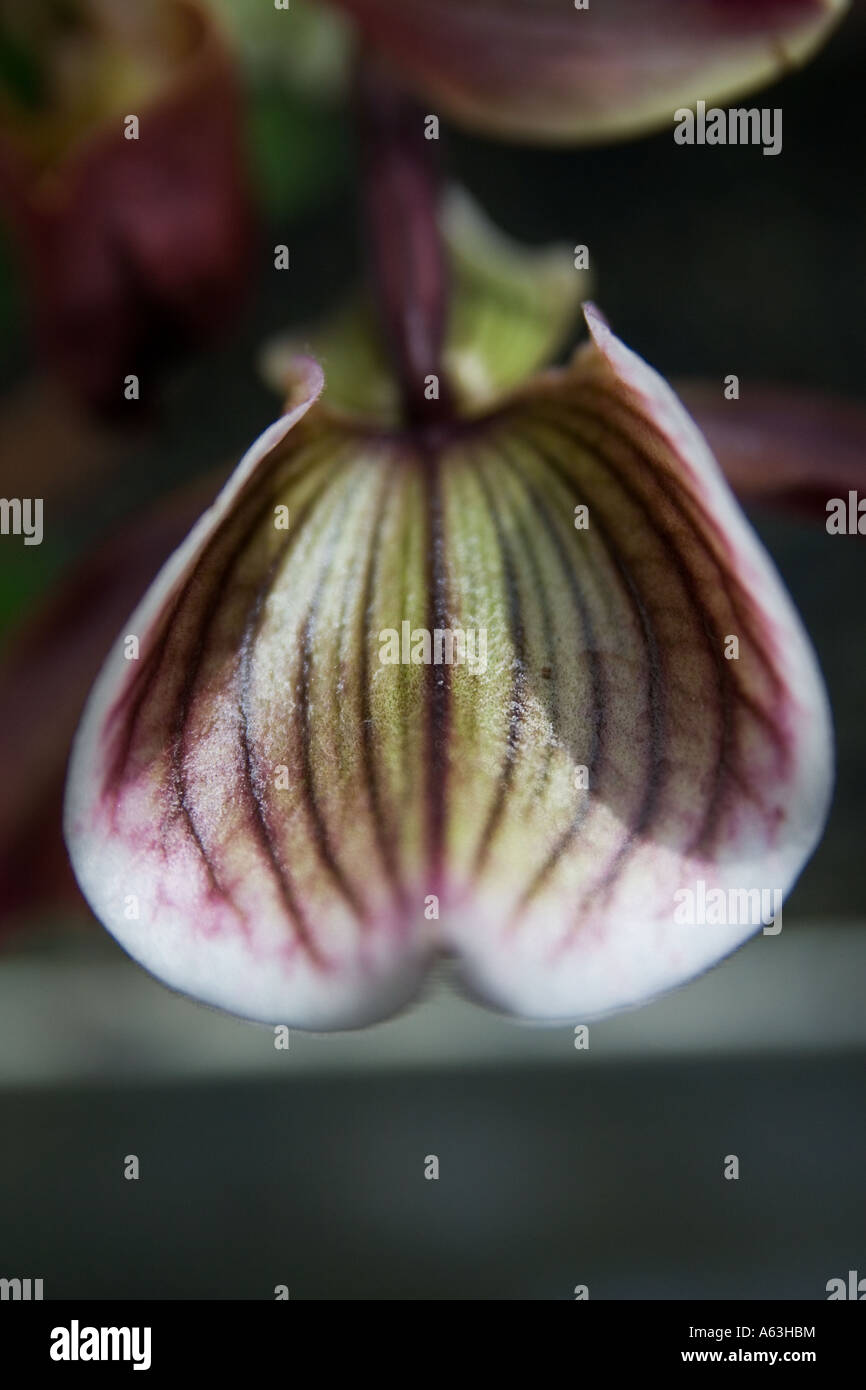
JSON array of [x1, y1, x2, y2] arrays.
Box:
[[443, 310, 833, 1017], [329, 0, 847, 144], [64, 318, 832, 1026]]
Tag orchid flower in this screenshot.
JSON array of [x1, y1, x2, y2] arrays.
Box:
[[0, 0, 853, 1030], [62, 148, 834, 1026]]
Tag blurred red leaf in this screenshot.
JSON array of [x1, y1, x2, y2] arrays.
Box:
[[680, 381, 866, 524], [0, 0, 256, 415], [0, 464, 225, 932]]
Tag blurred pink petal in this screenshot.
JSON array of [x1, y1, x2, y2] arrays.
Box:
[[680, 381, 866, 523], [332, 0, 847, 142]]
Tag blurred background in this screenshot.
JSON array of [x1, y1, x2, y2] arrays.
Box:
[[0, 0, 863, 1299]]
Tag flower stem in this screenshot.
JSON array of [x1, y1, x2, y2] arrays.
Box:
[[356, 54, 455, 431]]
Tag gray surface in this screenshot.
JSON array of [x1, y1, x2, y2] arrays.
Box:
[[0, 1053, 863, 1300]]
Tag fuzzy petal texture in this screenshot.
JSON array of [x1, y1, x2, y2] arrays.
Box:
[[330, 0, 848, 144], [65, 314, 832, 1026]]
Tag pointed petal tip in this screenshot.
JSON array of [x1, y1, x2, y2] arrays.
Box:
[[270, 353, 327, 414], [582, 301, 607, 333]]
